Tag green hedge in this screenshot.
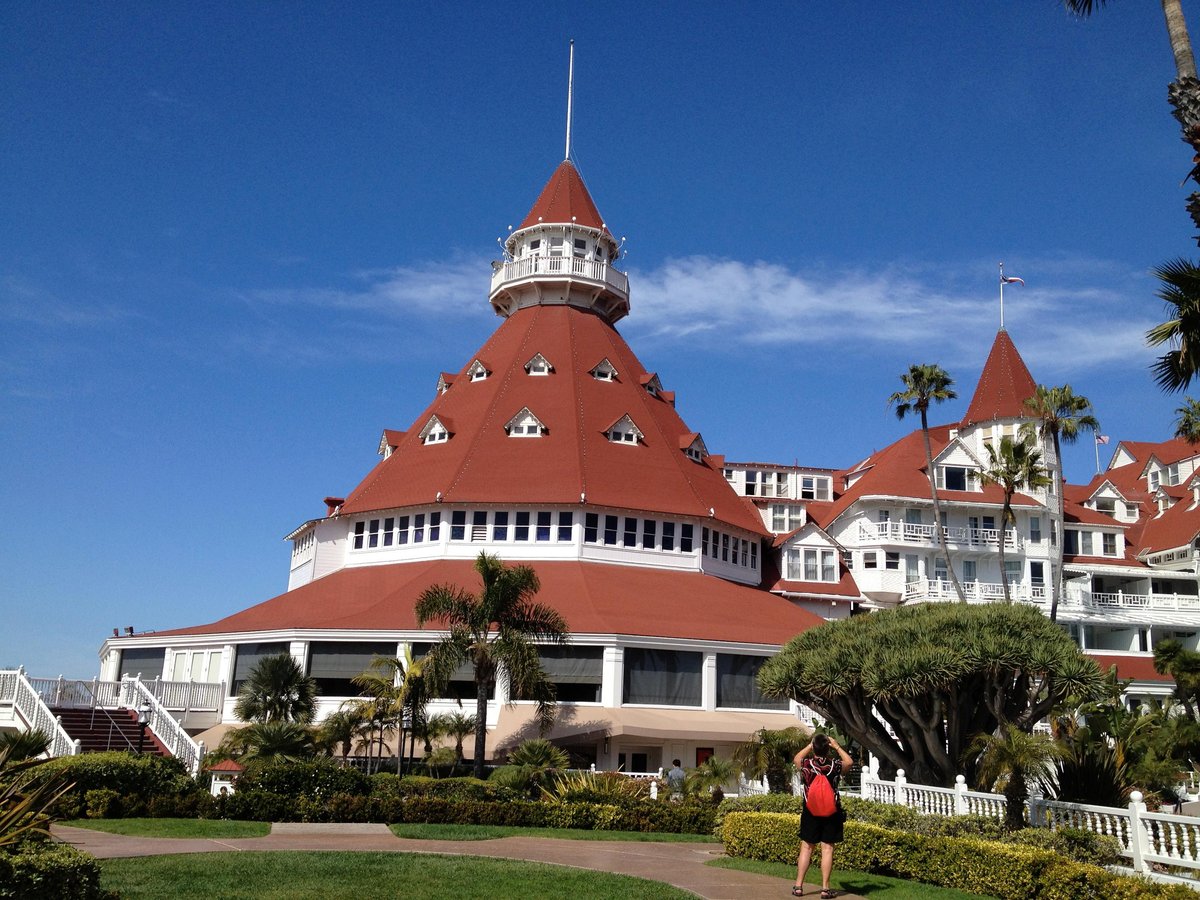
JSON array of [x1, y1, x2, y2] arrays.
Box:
[[238, 759, 370, 798], [210, 791, 715, 833], [0, 844, 104, 899], [721, 812, 1195, 900], [38, 752, 199, 818]]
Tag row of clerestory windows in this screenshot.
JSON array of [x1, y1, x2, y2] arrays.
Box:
[[582, 513, 696, 553], [352, 512, 442, 549], [700, 525, 759, 570]]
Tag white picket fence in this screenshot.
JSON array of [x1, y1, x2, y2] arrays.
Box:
[[859, 763, 1200, 886]]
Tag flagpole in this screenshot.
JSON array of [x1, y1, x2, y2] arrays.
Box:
[[1095, 437, 1100, 474], [998, 261, 1005, 329]]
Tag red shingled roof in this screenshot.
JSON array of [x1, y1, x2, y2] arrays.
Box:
[[961, 329, 1038, 427], [518, 160, 608, 232], [1088, 653, 1174, 684], [154, 558, 826, 646], [338, 304, 766, 535]]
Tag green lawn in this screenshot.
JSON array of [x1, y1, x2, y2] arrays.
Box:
[[709, 857, 998, 900], [389, 822, 715, 842], [63, 818, 270, 838], [100, 851, 694, 899]]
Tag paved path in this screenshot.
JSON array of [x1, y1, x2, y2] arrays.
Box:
[[52, 823, 866, 900]]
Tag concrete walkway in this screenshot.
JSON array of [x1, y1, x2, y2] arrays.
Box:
[[52, 822, 867, 900]]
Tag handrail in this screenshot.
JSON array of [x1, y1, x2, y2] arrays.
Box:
[[0, 668, 80, 759], [122, 677, 206, 776], [490, 256, 629, 296]]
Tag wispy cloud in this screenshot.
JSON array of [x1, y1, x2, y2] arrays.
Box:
[[242, 254, 1158, 375], [0, 276, 141, 329]]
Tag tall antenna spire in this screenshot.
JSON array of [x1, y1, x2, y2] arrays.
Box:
[[564, 40, 575, 161]]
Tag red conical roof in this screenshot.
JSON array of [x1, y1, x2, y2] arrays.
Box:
[[518, 160, 608, 232], [339, 304, 765, 535], [961, 329, 1038, 427]]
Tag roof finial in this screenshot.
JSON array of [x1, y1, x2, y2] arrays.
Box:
[[564, 40, 575, 162]]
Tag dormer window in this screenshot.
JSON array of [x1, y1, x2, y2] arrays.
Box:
[[525, 353, 553, 376], [505, 408, 546, 438], [681, 433, 708, 463], [937, 466, 977, 492], [436, 373, 455, 395], [1150, 469, 1161, 491], [591, 358, 618, 382], [606, 415, 643, 445], [573, 238, 587, 258], [641, 373, 664, 396], [466, 360, 490, 382], [420, 415, 452, 445]]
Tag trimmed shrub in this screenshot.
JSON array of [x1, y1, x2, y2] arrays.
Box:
[[721, 811, 1196, 900], [238, 759, 369, 798], [84, 789, 121, 819], [0, 843, 104, 899], [39, 752, 197, 816]]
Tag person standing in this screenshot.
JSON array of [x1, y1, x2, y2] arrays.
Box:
[[666, 758, 686, 800], [792, 734, 853, 898]]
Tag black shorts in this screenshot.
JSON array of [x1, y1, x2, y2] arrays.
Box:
[[799, 806, 845, 845]]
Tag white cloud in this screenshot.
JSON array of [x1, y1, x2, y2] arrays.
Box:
[[239, 254, 1162, 375]]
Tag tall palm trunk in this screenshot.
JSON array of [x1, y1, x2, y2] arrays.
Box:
[[1165, 0, 1197, 79], [920, 409, 968, 602], [998, 499, 1014, 605], [473, 657, 494, 780], [1049, 431, 1067, 623]]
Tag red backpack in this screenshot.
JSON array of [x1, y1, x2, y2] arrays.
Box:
[[805, 759, 839, 817]]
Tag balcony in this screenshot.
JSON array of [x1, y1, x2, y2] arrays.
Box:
[[489, 256, 630, 300], [904, 578, 1046, 605], [858, 521, 1022, 551], [1075, 590, 1200, 613]]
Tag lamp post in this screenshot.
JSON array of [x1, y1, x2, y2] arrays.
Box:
[[136, 703, 150, 755]]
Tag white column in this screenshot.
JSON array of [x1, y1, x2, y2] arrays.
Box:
[[702, 651, 717, 711], [601, 647, 622, 708], [290, 641, 308, 671]]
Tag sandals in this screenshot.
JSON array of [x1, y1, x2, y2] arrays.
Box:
[[821, 891, 837, 899], [791, 888, 804, 897]]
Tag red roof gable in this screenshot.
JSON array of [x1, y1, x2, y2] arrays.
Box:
[[338, 304, 765, 535], [1088, 653, 1174, 684], [154, 559, 825, 646], [519, 161, 608, 232], [961, 329, 1038, 427]]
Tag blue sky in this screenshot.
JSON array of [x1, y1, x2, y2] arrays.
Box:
[[1, 2, 1193, 677]]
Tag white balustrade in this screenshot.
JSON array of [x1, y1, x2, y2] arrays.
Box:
[[490, 256, 629, 297]]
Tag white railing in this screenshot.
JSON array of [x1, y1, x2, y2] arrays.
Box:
[[490, 256, 629, 297], [122, 677, 205, 776], [1080, 591, 1200, 613], [858, 522, 1022, 551], [0, 668, 81, 760], [904, 579, 1046, 606], [858, 763, 1200, 883]]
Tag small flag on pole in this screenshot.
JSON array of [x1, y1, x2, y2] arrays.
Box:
[[1096, 435, 1110, 445], [1000, 275, 1025, 286]]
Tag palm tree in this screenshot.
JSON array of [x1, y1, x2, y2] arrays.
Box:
[[968, 723, 1063, 831], [0, 729, 50, 762], [433, 711, 478, 765], [345, 651, 428, 774], [979, 436, 1051, 605], [1021, 385, 1099, 622], [234, 653, 318, 724], [688, 755, 738, 802], [1176, 397, 1200, 443], [1148, 259, 1200, 392], [889, 364, 967, 603], [416, 552, 569, 779], [732, 726, 807, 794], [314, 708, 361, 759], [220, 720, 315, 763]]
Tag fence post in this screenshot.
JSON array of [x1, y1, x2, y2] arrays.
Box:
[[1128, 791, 1149, 875], [650, 781, 658, 801], [860, 762, 872, 800], [55, 675, 64, 707], [72, 739, 81, 756], [954, 775, 967, 816], [589, 763, 597, 774], [896, 769, 907, 808]]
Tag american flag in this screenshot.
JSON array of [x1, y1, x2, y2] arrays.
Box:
[[1000, 275, 1025, 286], [1096, 435, 1110, 445]]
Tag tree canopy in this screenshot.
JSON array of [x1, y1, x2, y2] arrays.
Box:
[[234, 652, 318, 724], [757, 602, 1102, 787]]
